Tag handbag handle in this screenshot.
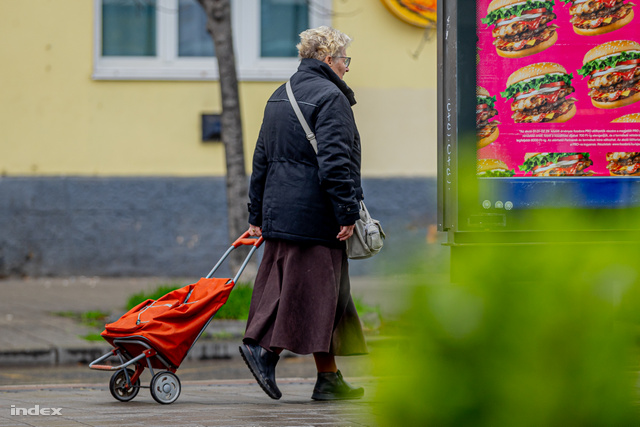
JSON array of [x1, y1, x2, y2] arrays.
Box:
[[358, 200, 371, 221], [286, 80, 318, 154]]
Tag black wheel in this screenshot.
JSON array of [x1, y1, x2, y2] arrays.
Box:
[[150, 371, 181, 404], [109, 368, 140, 402]]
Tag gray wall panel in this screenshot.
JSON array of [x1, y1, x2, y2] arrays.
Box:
[[0, 176, 436, 277]]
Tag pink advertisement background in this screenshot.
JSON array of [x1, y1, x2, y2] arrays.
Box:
[[476, 0, 640, 176]]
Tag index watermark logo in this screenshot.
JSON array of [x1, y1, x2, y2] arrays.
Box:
[[10, 405, 62, 416]]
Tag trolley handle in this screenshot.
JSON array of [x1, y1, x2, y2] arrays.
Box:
[[205, 229, 264, 281], [232, 231, 264, 248]]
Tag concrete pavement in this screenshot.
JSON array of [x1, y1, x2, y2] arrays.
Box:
[[0, 377, 381, 426]]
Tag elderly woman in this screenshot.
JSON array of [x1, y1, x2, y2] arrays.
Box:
[[239, 26, 367, 401]]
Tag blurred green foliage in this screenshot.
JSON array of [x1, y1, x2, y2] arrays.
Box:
[[125, 282, 382, 323], [125, 282, 254, 320], [126, 285, 182, 310], [215, 283, 253, 320], [375, 241, 640, 426]]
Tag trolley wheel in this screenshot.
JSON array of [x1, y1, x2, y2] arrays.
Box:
[[150, 371, 181, 404], [109, 368, 140, 402]]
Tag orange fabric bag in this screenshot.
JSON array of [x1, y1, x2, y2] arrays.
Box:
[[101, 277, 235, 367]]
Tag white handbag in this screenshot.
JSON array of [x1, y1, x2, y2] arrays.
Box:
[[286, 80, 385, 260], [345, 200, 385, 259]]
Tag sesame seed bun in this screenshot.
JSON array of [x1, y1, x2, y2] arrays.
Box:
[[506, 62, 568, 87], [477, 86, 491, 98], [477, 158, 509, 173], [611, 113, 640, 123], [487, 0, 530, 13], [592, 91, 640, 109], [583, 40, 640, 64], [497, 31, 558, 59], [573, 10, 634, 36]]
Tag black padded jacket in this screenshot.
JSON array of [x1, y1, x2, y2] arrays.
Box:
[[248, 58, 362, 248]]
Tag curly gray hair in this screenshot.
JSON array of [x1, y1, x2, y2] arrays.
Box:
[[296, 26, 352, 61]]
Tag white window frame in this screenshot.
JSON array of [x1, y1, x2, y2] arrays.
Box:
[[93, 0, 331, 81]]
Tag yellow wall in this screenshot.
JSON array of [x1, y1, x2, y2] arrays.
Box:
[[0, 0, 437, 177]]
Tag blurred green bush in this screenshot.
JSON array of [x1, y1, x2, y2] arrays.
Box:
[[375, 242, 640, 426]]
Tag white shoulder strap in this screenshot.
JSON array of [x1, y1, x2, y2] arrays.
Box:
[[285, 80, 318, 154]]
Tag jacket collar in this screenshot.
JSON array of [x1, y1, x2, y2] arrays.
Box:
[[297, 58, 357, 106]]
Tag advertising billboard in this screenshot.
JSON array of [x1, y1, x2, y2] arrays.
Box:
[[476, 0, 640, 179], [438, 0, 640, 247]]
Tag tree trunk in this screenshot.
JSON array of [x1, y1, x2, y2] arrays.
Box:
[[197, 0, 255, 280]]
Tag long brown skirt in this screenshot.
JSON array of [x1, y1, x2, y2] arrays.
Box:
[[243, 239, 368, 356]]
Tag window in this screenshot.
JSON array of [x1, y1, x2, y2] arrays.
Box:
[[93, 0, 331, 81]]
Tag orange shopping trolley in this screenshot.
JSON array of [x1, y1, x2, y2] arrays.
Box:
[[89, 231, 263, 404]]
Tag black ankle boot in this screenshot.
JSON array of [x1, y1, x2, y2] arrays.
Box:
[[239, 342, 281, 399], [311, 370, 364, 401]]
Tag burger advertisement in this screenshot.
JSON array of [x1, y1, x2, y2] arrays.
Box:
[[476, 0, 640, 177]]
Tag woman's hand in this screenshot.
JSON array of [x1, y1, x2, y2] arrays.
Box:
[[337, 224, 355, 241], [249, 224, 262, 237]]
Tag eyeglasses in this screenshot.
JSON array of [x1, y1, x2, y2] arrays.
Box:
[[334, 56, 351, 67]]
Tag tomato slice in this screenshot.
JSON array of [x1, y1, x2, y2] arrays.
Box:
[[559, 154, 583, 161], [477, 103, 488, 109], [496, 15, 517, 25], [541, 82, 565, 88], [619, 59, 640, 65], [599, 0, 618, 7], [590, 66, 611, 76], [523, 8, 547, 14]]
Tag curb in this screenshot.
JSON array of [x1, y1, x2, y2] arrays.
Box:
[[0, 336, 400, 367], [0, 340, 242, 367]]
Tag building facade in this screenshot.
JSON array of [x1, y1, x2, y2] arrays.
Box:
[[0, 0, 437, 277]]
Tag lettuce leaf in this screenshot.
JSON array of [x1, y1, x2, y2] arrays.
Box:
[[577, 50, 640, 77], [501, 72, 573, 100], [478, 169, 515, 178], [519, 152, 590, 172], [481, 0, 556, 26], [477, 95, 497, 108]]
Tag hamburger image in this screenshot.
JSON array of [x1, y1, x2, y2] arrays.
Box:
[[477, 158, 516, 177], [501, 62, 577, 123], [562, 0, 634, 36], [577, 40, 640, 109], [481, 0, 559, 58], [520, 152, 593, 176], [611, 112, 640, 122], [476, 86, 501, 148], [606, 152, 640, 175]]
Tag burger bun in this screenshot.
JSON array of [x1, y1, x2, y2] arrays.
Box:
[[487, 0, 529, 13], [592, 91, 640, 109], [477, 126, 499, 149], [583, 40, 640, 64], [574, 10, 634, 36], [477, 86, 491, 98], [548, 103, 577, 123], [497, 31, 557, 59], [477, 158, 509, 173], [612, 113, 640, 123], [507, 61, 567, 87], [609, 169, 640, 177]]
